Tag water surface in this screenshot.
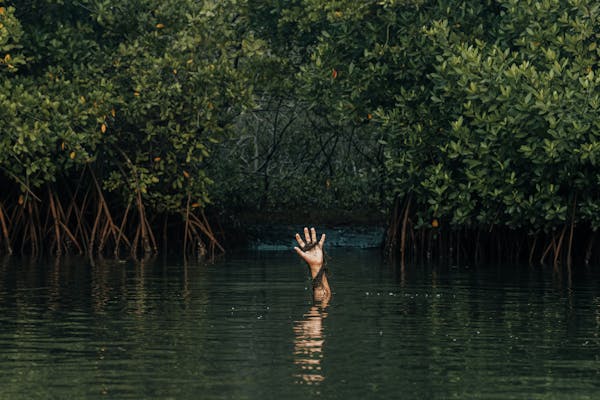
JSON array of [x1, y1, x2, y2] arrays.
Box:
[[1, 251, 599, 399]]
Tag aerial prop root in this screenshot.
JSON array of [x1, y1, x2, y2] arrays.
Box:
[[183, 197, 223, 260], [0, 200, 12, 255]]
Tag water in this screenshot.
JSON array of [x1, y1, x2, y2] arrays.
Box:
[[1, 251, 599, 399]]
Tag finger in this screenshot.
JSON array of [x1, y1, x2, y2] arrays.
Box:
[[311, 227, 317, 242], [319, 233, 326, 247], [304, 227, 311, 243], [295, 233, 305, 248]]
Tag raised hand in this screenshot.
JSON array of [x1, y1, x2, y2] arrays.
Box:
[[293, 227, 326, 277]]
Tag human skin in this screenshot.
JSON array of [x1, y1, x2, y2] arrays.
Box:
[[293, 304, 328, 383], [293, 227, 331, 301]]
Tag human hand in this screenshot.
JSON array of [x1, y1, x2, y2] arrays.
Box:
[[294, 227, 326, 277]]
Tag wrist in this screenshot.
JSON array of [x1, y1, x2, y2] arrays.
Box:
[[308, 263, 323, 278]]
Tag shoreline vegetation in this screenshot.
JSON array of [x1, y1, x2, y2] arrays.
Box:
[[2, 1, 600, 269], [0, 174, 222, 260]]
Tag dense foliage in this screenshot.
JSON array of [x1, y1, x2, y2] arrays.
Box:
[[240, 0, 600, 266], [2, 0, 600, 266], [0, 0, 258, 257]]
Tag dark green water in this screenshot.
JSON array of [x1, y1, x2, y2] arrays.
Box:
[[1, 251, 599, 399]]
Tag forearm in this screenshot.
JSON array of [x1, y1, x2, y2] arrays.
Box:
[[313, 276, 330, 302], [316, 274, 330, 291], [310, 263, 330, 298]]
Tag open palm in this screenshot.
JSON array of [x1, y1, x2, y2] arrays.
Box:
[[294, 227, 326, 270]]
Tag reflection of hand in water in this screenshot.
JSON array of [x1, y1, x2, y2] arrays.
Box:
[[293, 303, 328, 384], [294, 227, 331, 301]]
